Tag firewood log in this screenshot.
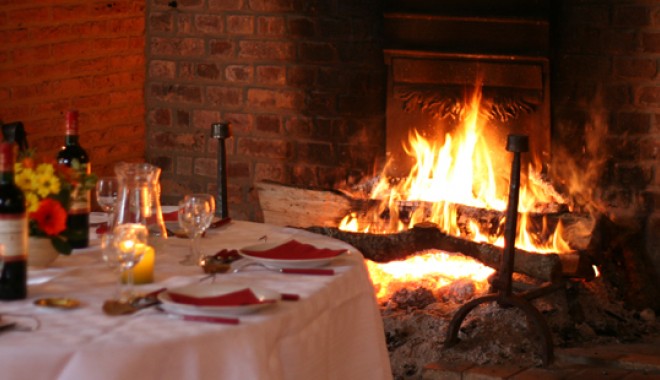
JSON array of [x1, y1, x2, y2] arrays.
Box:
[[305, 223, 582, 281], [257, 180, 596, 251]]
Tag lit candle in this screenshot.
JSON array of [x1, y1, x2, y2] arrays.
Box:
[[122, 244, 155, 284]]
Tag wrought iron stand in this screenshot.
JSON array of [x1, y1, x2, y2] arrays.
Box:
[[443, 134, 555, 366], [211, 122, 231, 219]]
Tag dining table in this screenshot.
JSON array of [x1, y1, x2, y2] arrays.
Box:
[[0, 219, 393, 380]]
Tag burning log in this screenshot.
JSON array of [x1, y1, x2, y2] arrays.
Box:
[[398, 201, 587, 249], [305, 222, 591, 281], [257, 180, 595, 251]]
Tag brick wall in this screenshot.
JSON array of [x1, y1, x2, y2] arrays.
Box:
[[552, 0, 660, 305], [144, 0, 386, 220], [0, 0, 146, 176]]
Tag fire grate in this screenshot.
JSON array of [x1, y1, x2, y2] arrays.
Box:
[[444, 134, 555, 365]]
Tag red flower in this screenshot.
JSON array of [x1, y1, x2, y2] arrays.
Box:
[[30, 198, 67, 236], [21, 157, 35, 169]]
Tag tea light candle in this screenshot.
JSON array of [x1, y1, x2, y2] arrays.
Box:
[[122, 244, 155, 284]]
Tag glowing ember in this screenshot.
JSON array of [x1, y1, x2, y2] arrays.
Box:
[[366, 251, 495, 303]]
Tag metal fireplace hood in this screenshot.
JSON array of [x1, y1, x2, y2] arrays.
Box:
[[382, 0, 552, 177]]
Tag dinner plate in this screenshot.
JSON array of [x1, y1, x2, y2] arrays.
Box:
[[161, 205, 179, 214], [89, 212, 108, 226], [28, 267, 68, 286], [238, 241, 346, 269], [158, 283, 279, 317]]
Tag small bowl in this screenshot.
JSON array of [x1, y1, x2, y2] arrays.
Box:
[[201, 249, 241, 274]]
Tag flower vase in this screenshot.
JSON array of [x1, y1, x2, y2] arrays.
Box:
[[28, 237, 59, 267]]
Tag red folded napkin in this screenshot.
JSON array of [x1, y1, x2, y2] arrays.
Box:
[[167, 288, 273, 307], [242, 239, 346, 260], [163, 211, 178, 222], [95, 223, 109, 235]]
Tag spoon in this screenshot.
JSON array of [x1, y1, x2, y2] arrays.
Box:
[[102, 288, 166, 316]]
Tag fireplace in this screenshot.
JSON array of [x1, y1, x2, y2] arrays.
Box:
[[244, 2, 653, 378], [144, 0, 660, 377]]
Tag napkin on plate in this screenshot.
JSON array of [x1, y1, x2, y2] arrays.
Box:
[[241, 239, 346, 260], [163, 211, 178, 222], [167, 288, 272, 307]]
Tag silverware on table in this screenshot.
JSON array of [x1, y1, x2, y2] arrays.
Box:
[[179, 314, 240, 325], [232, 261, 335, 275], [102, 288, 166, 316]]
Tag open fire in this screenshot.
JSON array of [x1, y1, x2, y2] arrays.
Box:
[[338, 84, 587, 299]]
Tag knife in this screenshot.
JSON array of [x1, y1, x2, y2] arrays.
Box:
[[279, 268, 334, 276], [232, 261, 335, 275], [181, 314, 240, 325]]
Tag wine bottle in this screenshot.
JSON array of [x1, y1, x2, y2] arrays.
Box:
[[0, 142, 28, 300], [56, 110, 90, 249]]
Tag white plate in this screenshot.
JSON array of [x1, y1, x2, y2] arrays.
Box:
[[28, 267, 68, 286], [161, 205, 179, 214], [238, 241, 346, 269], [158, 283, 279, 317], [89, 212, 108, 225]]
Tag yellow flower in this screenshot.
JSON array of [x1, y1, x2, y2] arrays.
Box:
[[15, 167, 36, 193], [25, 192, 39, 213], [35, 163, 60, 198], [35, 162, 55, 177]]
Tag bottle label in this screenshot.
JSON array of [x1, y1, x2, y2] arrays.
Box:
[[69, 162, 91, 214], [0, 214, 28, 261], [69, 197, 90, 214]]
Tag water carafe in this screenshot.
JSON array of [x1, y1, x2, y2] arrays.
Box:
[[113, 162, 168, 248]]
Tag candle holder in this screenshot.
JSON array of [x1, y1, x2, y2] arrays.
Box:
[[112, 224, 149, 302]]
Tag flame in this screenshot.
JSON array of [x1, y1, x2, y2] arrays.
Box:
[[340, 84, 579, 302], [366, 251, 495, 303], [340, 84, 572, 254]]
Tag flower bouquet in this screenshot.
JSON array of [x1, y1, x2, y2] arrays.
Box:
[[14, 150, 97, 254]]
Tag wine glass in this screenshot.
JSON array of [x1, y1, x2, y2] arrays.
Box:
[[178, 194, 215, 266], [111, 223, 149, 301], [96, 177, 119, 228], [100, 232, 122, 299]]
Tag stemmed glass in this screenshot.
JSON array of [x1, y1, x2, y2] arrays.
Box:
[[100, 232, 122, 299], [178, 194, 215, 266], [96, 177, 119, 228], [108, 223, 149, 301]]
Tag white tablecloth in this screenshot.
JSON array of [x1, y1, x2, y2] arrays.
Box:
[[0, 221, 392, 380]]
